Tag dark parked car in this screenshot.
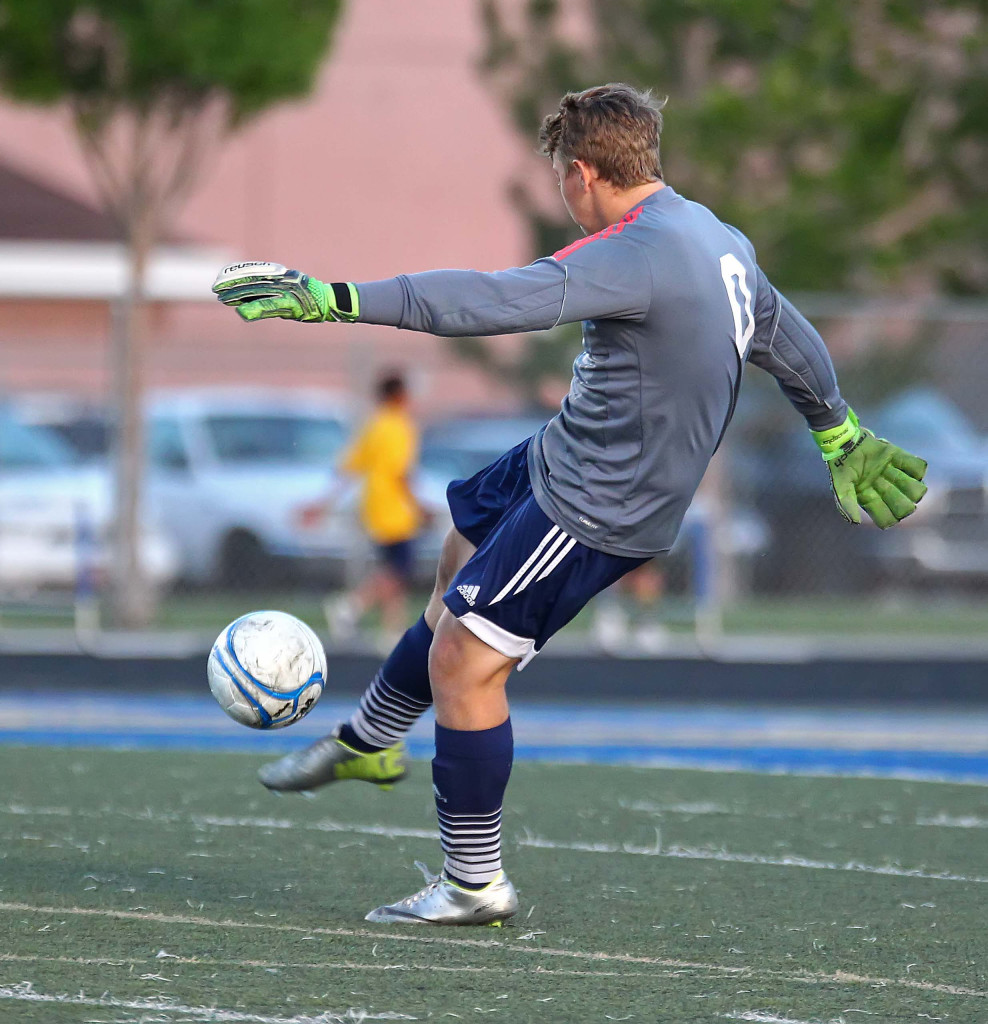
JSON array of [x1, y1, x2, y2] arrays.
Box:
[[420, 414, 552, 484], [734, 386, 988, 593], [421, 412, 767, 597], [865, 388, 988, 585]]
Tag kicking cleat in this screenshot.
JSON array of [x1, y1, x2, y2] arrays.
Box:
[[258, 725, 407, 792], [365, 862, 518, 926]]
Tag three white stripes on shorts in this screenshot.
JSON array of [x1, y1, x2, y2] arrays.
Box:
[[489, 525, 576, 606]]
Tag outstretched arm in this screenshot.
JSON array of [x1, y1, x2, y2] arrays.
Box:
[[211, 261, 567, 335], [212, 240, 650, 337], [748, 270, 928, 528], [355, 264, 568, 336]]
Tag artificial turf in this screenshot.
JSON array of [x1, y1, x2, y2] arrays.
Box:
[[1, 745, 986, 1022]]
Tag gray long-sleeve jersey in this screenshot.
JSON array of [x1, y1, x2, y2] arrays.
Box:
[[356, 186, 847, 558]]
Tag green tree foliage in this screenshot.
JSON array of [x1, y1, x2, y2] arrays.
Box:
[[0, 0, 339, 115], [0, 0, 343, 230], [0, 0, 344, 625], [481, 0, 988, 296]]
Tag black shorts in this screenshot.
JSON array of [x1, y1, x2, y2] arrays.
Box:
[[444, 438, 647, 665], [377, 539, 415, 581]]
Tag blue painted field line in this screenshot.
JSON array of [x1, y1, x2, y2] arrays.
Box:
[[4, 693, 988, 782], [3, 731, 988, 781]]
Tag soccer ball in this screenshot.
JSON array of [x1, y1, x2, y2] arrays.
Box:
[[207, 610, 327, 729]]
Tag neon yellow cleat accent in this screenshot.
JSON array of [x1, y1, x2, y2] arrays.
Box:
[[258, 725, 407, 792], [331, 737, 407, 789]]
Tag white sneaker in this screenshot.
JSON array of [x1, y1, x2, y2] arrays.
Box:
[[634, 622, 670, 654], [593, 606, 630, 654], [365, 863, 518, 926], [324, 595, 358, 640]]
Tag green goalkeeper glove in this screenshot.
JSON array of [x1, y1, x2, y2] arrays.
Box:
[[212, 262, 359, 323], [811, 408, 928, 529]]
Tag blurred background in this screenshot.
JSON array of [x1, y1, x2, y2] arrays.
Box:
[[2, 0, 988, 698]]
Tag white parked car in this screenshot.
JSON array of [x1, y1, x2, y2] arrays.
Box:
[[144, 387, 449, 587], [0, 409, 178, 593]]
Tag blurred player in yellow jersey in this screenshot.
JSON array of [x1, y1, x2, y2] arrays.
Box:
[[323, 373, 424, 645]]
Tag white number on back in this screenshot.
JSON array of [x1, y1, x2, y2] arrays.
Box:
[[719, 253, 754, 357]]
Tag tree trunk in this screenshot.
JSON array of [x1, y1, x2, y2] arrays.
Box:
[[108, 210, 155, 628]]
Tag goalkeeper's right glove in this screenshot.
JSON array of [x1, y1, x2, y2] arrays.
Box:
[[212, 262, 359, 323], [811, 408, 928, 529]]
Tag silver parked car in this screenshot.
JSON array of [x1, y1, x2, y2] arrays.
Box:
[[866, 388, 988, 584], [15, 388, 453, 588], [144, 387, 449, 587], [144, 387, 353, 586], [0, 407, 177, 593]]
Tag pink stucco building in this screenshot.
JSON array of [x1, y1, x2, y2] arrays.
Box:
[[0, 0, 555, 414]]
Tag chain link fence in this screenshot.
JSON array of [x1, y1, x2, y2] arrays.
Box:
[[2, 298, 987, 650], [687, 296, 988, 644]]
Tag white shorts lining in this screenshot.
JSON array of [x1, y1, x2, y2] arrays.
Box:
[[456, 610, 538, 670]]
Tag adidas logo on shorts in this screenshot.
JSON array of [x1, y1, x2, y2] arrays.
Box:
[[456, 584, 480, 606]]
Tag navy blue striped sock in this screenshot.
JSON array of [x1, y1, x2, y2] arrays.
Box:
[[339, 615, 433, 753], [433, 718, 513, 890]]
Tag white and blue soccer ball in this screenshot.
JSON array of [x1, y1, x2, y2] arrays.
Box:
[[207, 610, 327, 729]]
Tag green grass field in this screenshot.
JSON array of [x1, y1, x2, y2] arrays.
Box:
[[2, 746, 987, 1023], [8, 591, 988, 640]]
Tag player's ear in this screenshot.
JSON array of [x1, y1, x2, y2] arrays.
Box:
[[571, 159, 594, 191]]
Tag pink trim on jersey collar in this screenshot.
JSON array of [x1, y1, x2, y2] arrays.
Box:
[[552, 187, 677, 261]]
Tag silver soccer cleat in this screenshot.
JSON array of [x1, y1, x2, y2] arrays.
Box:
[[365, 862, 518, 926], [257, 725, 407, 792]]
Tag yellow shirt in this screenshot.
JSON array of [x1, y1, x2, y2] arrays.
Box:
[[341, 406, 421, 544]]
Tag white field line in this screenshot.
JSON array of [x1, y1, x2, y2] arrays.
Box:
[[916, 812, 988, 829], [0, 981, 412, 1023], [0, 803, 435, 842], [10, 798, 988, 835], [721, 1014, 825, 1024], [517, 832, 988, 884], [623, 799, 988, 832], [3, 803, 985, 885], [622, 762, 988, 786], [0, 902, 985, 1001], [0, 952, 658, 980], [622, 799, 862, 823], [720, 1015, 876, 1024], [8, 798, 987, 836]]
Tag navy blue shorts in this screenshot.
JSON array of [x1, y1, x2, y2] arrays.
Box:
[[377, 539, 415, 581], [444, 438, 647, 665]]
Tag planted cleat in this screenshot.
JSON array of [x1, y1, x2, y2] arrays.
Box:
[[258, 725, 407, 792], [365, 863, 518, 926], [323, 595, 359, 641]]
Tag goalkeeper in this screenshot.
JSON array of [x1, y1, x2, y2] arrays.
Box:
[[213, 83, 927, 927]]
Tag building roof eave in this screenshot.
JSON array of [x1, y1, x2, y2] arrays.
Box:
[[0, 241, 232, 301]]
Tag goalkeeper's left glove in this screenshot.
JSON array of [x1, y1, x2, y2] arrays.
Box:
[[811, 408, 928, 529], [212, 262, 359, 323]]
